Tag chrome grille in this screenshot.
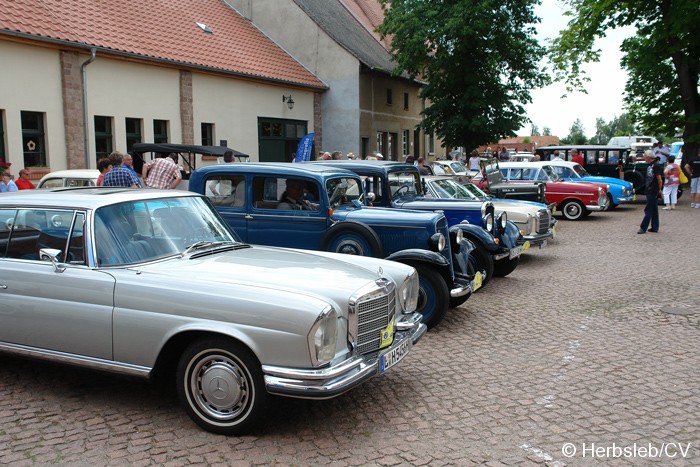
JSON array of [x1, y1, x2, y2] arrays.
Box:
[[355, 290, 394, 355], [537, 209, 550, 234]]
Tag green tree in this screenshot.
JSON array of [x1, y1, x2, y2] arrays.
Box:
[[562, 118, 587, 145], [548, 0, 700, 161], [378, 0, 548, 150], [530, 124, 540, 136], [542, 126, 552, 136]]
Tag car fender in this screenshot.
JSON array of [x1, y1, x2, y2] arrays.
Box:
[[457, 223, 498, 253], [385, 249, 452, 290]]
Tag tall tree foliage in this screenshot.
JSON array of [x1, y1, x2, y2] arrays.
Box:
[[377, 0, 548, 150], [548, 0, 700, 161], [561, 118, 587, 145]]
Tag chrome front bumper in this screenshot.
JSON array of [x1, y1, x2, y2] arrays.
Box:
[[615, 194, 635, 204], [520, 231, 553, 246], [585, 204, 607, 212], [262, 314, 426, 399]]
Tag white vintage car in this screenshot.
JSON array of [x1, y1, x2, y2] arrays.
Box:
[[422, 176, 555, 249], [0, 188, 425, 434]]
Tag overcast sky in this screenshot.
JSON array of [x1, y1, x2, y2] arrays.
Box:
[[518, 0, 635, 139]]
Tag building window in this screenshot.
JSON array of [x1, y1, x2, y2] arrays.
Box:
[[153, 120, 169, 143], [428, 133, 435, 154], [0, 111, 5, 164], [257, 117, 308, 162], [404, 93, 409, 111], [361, 137, 369, 159], [402, 130, 409, 156], [413, 128, 421, 157], [21, 111, 46, 167], [94, 116, 113, 160], [386, 89, 393, 105], [201, 123, 214, 146], [125, 118, 142, 154], [376, 132, 384, 155]]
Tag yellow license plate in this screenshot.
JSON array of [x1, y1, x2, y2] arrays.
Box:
[[472, 271, 483, 292], [521, 241, 531, 254]]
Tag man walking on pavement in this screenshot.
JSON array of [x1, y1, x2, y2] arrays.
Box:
[[638, 150, 663, 234]]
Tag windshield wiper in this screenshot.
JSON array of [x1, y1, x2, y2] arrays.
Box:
[[183, 241, 237, 256]]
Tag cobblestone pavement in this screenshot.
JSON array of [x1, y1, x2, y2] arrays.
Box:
[[1, 199, 699, 466]]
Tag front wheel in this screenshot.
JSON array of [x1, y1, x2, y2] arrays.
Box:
[[319, 222, 383, 258], [468, 244, 494, 288], [493, 255, 520, 277], [606, 193, 617, 211], [177, 338, 269, 435], [410, 263, 449, 329], [560, 200, 586, 220]]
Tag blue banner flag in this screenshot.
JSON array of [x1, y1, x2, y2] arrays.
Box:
[[294, 133, 314, 162]]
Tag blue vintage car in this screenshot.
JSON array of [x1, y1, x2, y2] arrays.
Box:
[[543, 161, 635, 209], [189, 163, 481, 328], [308, 161, 523, 282]]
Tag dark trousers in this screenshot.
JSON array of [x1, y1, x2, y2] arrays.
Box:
[[640, 193, 659, 232]]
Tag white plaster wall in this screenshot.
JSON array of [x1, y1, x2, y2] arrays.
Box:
[[192, 73, 315, 163], [240, 0, 361, 155], [87, 58, 181, 153], [0, 41, 66, 171]]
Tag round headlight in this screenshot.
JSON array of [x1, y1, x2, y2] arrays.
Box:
[[598, 186, 602, 194], [484, 212, 494, 233], [497, 211, 508, 231], [430, 233, 446, 252], [308, 307, 338, 366], [399, 269, 419, 313]]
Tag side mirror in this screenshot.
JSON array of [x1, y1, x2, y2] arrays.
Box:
[[40, 248, 66, 273]]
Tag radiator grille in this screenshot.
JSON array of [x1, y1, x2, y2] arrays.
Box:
[[355, 292, 394, 355], [537, 209, 551, 234]]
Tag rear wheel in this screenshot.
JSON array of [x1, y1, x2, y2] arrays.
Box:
[[320, 222, 383, 258], [177, 338, 269, 435], [410, 263, 449, 329]]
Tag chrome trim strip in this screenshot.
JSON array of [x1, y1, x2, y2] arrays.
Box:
[[0, 342, 151, 378], [585, 206, 606, 211], [450, 283, 471, 298]]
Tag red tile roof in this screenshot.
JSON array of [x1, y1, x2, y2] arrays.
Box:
[[340, 0, 391, 50], [0, 0, 325, 89]]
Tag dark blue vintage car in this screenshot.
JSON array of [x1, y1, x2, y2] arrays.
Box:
[[308, 161, 523, 281], [189, 163, 481, 328]]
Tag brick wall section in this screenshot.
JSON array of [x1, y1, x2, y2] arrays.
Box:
[[314, 92, 322, 156], [180, 70, 194, 144], [60, 50, 86, 169]]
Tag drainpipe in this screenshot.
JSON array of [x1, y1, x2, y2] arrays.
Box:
[[81, 48, 96, 168]]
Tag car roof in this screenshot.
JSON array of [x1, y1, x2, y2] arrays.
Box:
[[536, 145, 629, 151], [39, 169, 100, 180], [498, 161, 549, 169], [0, 187, 200, 210], [197, 162, 363, 180], [309, 160, 418, 174]]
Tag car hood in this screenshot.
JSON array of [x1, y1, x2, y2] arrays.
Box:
[[136, 244, 404, 300], [393, 195, 483, 211], [334, 205, 444, 225], [579, 175, 633, 188]]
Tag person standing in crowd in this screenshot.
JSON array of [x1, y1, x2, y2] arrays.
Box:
[[468, 149, 482, 171], [317, 151, 331, 160], [0, 173, 18, 192], [638, 150, 663, 233], [662, 155, 681, 210], [416, 157, 430, 175], [551, 150, 563, 162], [15, 169, 36, 190], [499, 147, 509, 161], [405, 155, 415, 164], [685, 147, 700, 208], [103, 151, 141, 187], [142, 153, 182, 189], [571, 148, 584, 165], [121, 153, 141, 186], [96, 157, 112, 186], [331, 151, 343, 160]]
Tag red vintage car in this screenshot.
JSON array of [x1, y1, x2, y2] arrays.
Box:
[[495, 162, 609, 221]]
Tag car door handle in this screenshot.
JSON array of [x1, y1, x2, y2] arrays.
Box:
[[0, 285, 7, 289], [245, 214, 253, 219]]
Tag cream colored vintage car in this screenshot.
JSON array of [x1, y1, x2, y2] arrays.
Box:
[[422, 176, 556, 249], [0, 188, 425, 435]]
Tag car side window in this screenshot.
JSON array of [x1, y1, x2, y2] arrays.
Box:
[[585, 151, 596, 164], [206, 176, 246, 208], [5, 209, 75, 262], [252, 177, 319, 211], [39, 178, 64, 189]]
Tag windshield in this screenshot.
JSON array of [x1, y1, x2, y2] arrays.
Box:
[[450, 162, 467, 173], [461, 182, 489, 199], [427, 179, 481, 200], [573, 164, 591, 177], [388, 171, 421, 198], [94, 196, 236, 266], [325, 176, 363, 209], [541, 165, 559, 181]]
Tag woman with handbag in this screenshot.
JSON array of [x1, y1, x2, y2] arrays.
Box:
[[662, 155, 681, 210]]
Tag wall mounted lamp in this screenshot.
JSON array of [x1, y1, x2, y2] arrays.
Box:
[[282, 95, 295, 110]]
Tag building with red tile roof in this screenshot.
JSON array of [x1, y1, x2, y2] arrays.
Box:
[[229, 0, 446, 160], [1, 0, 327, 173]]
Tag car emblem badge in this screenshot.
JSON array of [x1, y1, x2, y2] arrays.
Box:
[[377, 267, 384, 278]]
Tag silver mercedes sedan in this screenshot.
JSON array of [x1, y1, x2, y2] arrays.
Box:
[[0, 188, 425, 435]]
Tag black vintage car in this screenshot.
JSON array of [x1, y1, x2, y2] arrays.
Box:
[[472, 158, 547, 203]]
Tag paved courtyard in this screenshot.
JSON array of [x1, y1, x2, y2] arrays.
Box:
[[1, 199, 699, 466]]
